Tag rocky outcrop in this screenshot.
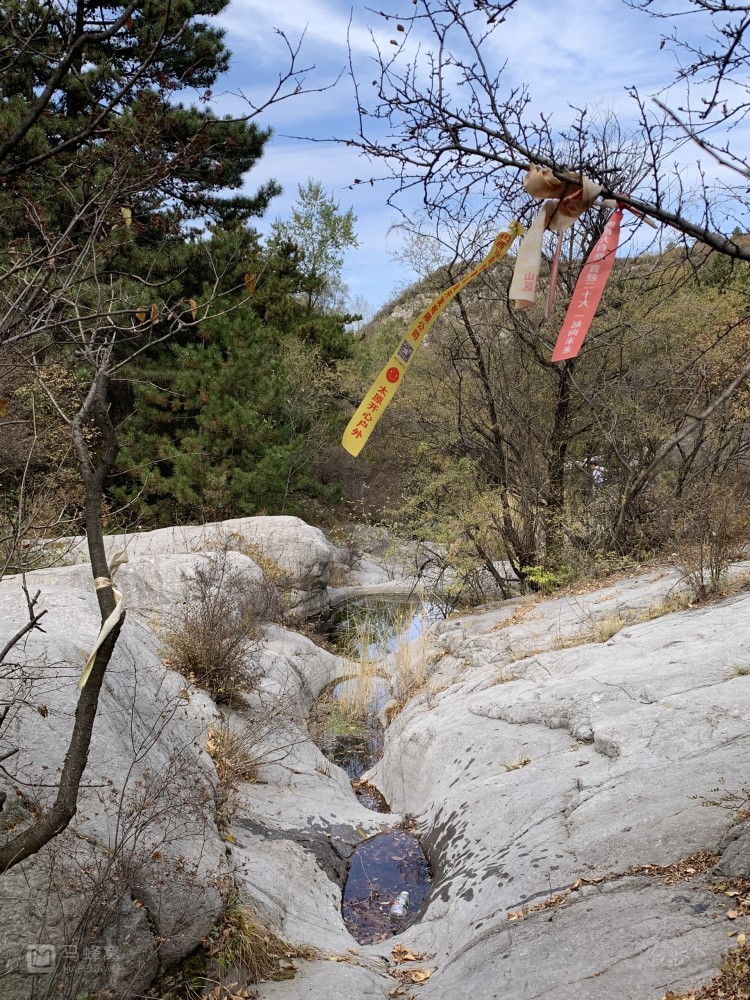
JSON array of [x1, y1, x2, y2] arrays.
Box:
[[3, 520, 750, 1000], [45, 515, 346, 617], [0, 520, 356, 999], [361, 573, 750, 1000], [253, 568, 750, 1000]]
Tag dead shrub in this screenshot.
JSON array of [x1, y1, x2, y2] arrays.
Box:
[[205, 890, 314, 986], [207, 724, 262, 788], [206, 689, 306, 826], [673, 482, 750, 601], [165, 548, 282, 706]]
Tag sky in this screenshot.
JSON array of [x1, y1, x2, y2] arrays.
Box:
[[209, 0, 732, 315]]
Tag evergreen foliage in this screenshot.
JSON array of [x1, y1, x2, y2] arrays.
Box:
[[113, 233, 355, 525]]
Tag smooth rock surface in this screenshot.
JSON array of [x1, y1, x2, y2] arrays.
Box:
[[362, 577, 750, 999], [44, 515, 342, 616], [5, 523, 750, 1000], [252, 569, 750, 1000]]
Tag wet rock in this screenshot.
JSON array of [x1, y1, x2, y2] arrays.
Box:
[[234, 816, 361, 887]]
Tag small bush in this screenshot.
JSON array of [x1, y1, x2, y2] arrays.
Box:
[[501, 755, 531, 772], [206, 724, 262, 788], [165, 548, 282, 706], [521, 563, 573, 595], [673, 482, 750, 601]]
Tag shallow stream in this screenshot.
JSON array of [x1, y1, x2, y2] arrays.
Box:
[[311, 598, 436, 944]]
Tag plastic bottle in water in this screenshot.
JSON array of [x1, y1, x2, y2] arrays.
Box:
[[389, 891, 410, 920]]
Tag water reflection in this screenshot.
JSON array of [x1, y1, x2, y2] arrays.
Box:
[[320, 598, 443, 659]]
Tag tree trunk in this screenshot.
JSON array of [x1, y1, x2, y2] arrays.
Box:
[[0, 367, 123, 875], [544, 360, 575, 567]]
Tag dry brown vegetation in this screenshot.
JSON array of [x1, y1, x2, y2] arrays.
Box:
[[164, 547, 281, 707]]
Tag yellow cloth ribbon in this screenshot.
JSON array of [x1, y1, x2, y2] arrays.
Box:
[[342, 222, 524, 457], [77, 548, 129, 689]]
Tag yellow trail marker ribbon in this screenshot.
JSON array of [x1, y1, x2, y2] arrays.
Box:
[[342, 221, 524, 457], [78, 548, 129, 689]]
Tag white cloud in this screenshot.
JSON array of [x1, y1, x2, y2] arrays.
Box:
[[218, 0, 395, 61]]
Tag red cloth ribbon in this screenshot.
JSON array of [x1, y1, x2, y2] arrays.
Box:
[[550, 208, 623, 363]]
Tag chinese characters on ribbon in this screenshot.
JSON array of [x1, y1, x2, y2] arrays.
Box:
[[342, 222, 524, 457]]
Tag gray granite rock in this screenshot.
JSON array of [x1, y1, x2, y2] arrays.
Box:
[[230, 567, 750, 1000], [42, 515, 341, 617], [719, 822, 750, 877], [5, 525, 750, 1000], [360, 582, 750, 999]]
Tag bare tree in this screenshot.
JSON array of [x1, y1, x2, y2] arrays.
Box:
[[346, 0, 750, 260], [337, 1, 750, 569]]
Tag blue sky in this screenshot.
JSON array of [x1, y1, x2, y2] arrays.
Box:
[[211, 0, 734, 314]]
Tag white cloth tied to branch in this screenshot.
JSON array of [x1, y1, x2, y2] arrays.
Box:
[[510, 166, 603, 311], [77, 548, 129, 689]]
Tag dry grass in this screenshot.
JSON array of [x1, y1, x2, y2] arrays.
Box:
[[205, 894, 315, 987], [634, 589, 695, 623], [336, 652, 380, 724], [588, 612, 628, 643], [501, 754, 531, 772], [391, 623, 431, 708], [206, 724, 262, 788]]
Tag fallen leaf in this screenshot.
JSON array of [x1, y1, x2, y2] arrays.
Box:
[[135, 308, 147, 322], [244, 272, 257, 294], [727, 909, 739, 919], [120, 206, 132, 226], [409, 969, 432, 983], [188, 297, 198, 320], [738, 932, 747, 946], [0, 399, 6, 418], [392, 944, 423, 963], [150, 303, 159, 323]]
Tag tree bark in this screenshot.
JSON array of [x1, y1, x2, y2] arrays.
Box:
[[0, 367, 123, 875], [544, 360, 575, 567]]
